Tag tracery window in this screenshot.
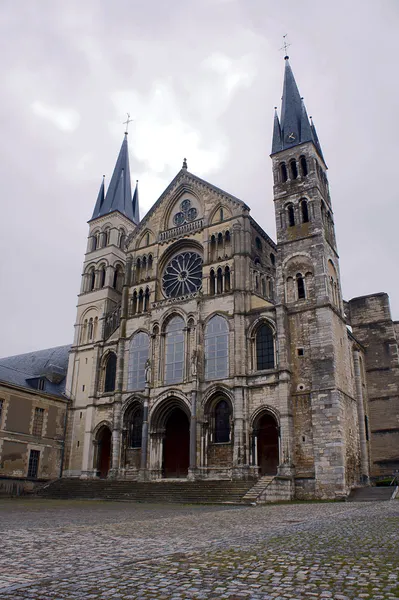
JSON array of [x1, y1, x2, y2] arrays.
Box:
[[104, 352, 117, 393], [128, 332, 149, 390], [214, 400, 231, 443], [256, 323, 275, 370], [164, 316, 185, 384], [205, 315, 229, 380], [126, 405, 143, 448], [162, 252, 202, 298]]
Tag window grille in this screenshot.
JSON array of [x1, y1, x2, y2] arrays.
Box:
[[32, 407, 44, 437], [256, 324, 275, 370], [128, 333, 149, 390], [27, 450, 40, 478], [205, 316, 229, 380], [164, 316, 184, 384]]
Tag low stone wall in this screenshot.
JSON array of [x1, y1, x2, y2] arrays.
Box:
[[257, 476, 294, 503], [0, 476, 45, 497]]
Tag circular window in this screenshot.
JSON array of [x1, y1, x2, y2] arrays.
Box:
[[173, 212, 185, 226], [162, 252, 203, 298]]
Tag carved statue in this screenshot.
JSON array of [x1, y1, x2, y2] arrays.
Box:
[[191, 349, 198, 377], [145, 359, 152, 384]]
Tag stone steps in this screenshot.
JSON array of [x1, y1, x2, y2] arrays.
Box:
[[36, 478, 255, 504], [242, 476, 275, 504], [347, 486, 396, 502]]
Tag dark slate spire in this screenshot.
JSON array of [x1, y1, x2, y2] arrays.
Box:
[[310, 116, 325, 163], [271, 57, 324, 159], [91, 176, 105, 220], [93, 134, 134, 221], [132, 180, 140, 225]]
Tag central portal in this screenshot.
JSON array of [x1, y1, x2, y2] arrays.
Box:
[[163, 408, 189, 478]]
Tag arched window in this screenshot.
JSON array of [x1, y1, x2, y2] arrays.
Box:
[[81, 320, 87, 344], [126, 405, 143, 448], [210, 235, 216, 262], [93, 317, 98, 340], [144, 288, 150, 312], [113, 265, 124, 291], [148, 255, 153, 275], [269, 278, 274, 300], [205, 315, 229, 380], [88, 267, 95, 291], [224, 266, 231, 292], [136, 258, 141, 283], [164, 316, 184, 384], [280, 163, 288, 182], [220, 208, 224, 221], [262, 278, 266, 297], [119, 229, 125, 249], [217, 267, 223, 294], [91, 235, 98, 252], [104, 352, 117, 393], [287, 204, 295, 227], [256, 323, 275, 370], [88, 318, 94, 341], [290, 160, 298, 180], [99, 265, 106, 288], [255, 274, 259, 291], [146, 232, 150, 246], [301, 199, 309, 223], [214, 400, 231, 443], [209, 269, 215, 296], [297, 274, 306, 299], [104, 229, 110, 247], [138, 289, 144, 313], [128, 333, 149, 390], [217, 232, 223, 256], [300, 155, 308, 177], [131, 291, 137, 315], [270, 253, 275, 266], [255, 237, 262, 250]]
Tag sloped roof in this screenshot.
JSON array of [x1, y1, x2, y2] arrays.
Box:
[[0, 345, 71, 397]]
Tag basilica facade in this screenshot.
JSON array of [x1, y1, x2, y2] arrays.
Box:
[[63, 57, 399, 500]]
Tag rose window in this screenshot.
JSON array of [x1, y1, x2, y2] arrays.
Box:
[[173, 199, 198, 227], [162, 252, 203, 298]]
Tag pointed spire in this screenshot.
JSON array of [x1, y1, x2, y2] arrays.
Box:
[[92, 134, 134, 221], [310, 116, 325, 163], [91, 176, 105, 220], [271, 57, 324, 160], [132, 180, 140, 225], [271, 107, 282, 154]]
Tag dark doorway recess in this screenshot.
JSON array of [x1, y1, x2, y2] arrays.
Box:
[[97, 426, 112, 478], [163, 408, 189, 478], [256, 414, 279, 476]]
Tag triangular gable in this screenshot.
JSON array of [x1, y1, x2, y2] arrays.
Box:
[[126, 169, 249, 249]]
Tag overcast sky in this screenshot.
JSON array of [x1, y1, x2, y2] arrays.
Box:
[[0, 0, 398, 357]]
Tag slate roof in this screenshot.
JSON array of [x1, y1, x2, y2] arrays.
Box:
[[0, 345, 71, 397], [271, 57, 325, 162], [91, 134, 139, 224]]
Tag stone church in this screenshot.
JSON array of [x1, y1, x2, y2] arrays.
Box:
[[62, 56, 399, 500]]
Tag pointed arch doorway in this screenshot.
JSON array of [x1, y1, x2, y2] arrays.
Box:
[[163, 408, 189, 478], [96, 426, 112, 478], [255, 413, 279, 476]]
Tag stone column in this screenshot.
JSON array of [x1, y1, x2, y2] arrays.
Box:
[[81, 405, 95, 478], [353, 349, 370, 483], [139, 384, 150, 480], [188, 389, 197, 479], [233, 385, 245, 478]]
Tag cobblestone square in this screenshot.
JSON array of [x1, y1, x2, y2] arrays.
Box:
[[0, 499, 398, 599]]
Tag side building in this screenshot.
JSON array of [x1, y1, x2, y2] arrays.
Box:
[[0, 345, 70, 493]]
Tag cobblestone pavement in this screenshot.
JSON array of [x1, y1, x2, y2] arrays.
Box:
[[0, 499, 398, 599]]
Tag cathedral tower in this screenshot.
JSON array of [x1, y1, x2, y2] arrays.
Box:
[[271, 56, 364, 496], [64, 133, 140, 477]]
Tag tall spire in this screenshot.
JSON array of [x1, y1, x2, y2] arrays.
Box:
[[132, 180, 140, 225], [271, 56, 324, 160], [91, 134, 135, 221], [91, 176, 105, 220]]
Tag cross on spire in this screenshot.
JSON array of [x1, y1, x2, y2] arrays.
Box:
[[123, 113, 133, 134], [279, 34, 291, 59]]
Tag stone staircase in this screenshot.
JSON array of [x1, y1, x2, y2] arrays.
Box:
[[242, 476, 275, 504], [35, 478, 255, 504], [347, 486, 398, 502]]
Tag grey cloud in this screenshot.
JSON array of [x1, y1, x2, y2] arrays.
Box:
[[0, 0, 398, 356]]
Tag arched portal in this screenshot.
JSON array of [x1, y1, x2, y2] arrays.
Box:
[[96, 426, 112, 478], [255, 413, 279, 476], [163, 408, 189, 478]]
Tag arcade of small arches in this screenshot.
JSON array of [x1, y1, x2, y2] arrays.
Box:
[[279, 155, 308, 183], [80, 316, 99, 344], [82, 262, 125, 293], [92, 393, 281, 480], [284, 198, 311, 228], [209, 230, 232, 262], [252, 258, 275, 301], [89, 226, 127, 252], [95, 315, 276, 395]]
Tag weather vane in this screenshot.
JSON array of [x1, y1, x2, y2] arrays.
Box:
[[123, 113, 133, 134], [279, 34, 291, 57]]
